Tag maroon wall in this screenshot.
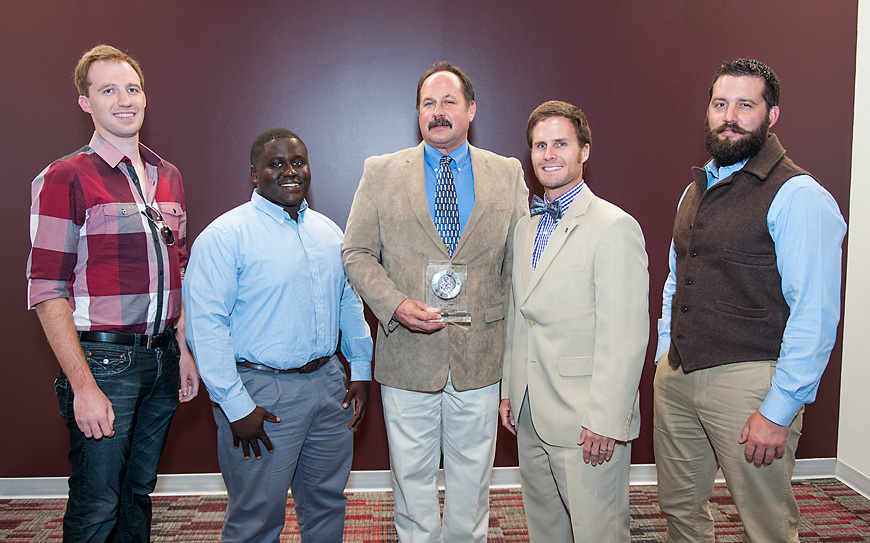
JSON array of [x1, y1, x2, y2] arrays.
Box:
[[1, 1, 856, 477]]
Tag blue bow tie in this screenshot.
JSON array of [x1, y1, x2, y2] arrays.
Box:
[[530, 195, 562, 220]]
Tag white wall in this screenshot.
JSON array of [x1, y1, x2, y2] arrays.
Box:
[[837, 0, 870, 498]]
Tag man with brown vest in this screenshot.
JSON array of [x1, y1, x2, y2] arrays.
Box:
[[653, 58, 846, 543]]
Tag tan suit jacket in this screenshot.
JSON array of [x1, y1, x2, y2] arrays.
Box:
[[343, 143, 529, 392], [503, 186, 649, 446]]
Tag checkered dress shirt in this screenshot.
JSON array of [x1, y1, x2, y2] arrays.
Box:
[[27, 132, 187, 334]]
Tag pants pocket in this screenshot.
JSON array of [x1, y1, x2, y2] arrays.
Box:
[[55, 373, 72, 422]]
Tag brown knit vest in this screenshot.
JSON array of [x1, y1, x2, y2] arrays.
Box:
[[668, 134, 810, 371]]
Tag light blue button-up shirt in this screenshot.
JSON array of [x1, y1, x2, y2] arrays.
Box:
[[183, 190, 373, 422], [424, 141, 475, 234], [656, 158, 846, 426]]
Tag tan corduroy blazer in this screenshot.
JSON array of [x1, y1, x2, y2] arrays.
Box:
[[502, 186, 649, 446], [342, 143, 529, 392]]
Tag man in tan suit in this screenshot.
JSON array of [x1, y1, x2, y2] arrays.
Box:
[[343, 62, 528, 543], [499, 101, 649, 542]]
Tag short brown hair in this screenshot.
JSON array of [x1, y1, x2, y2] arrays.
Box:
[[416, 61, 474, 110], [74, 44, 145, 96], [526, 100, 592, 149]]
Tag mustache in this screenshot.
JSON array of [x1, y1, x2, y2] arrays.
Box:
[[715, 122, 749, 135], [428, 116, 452, 130]]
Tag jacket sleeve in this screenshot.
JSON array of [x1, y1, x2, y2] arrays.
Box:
[[342, 157, 409, 330], [581, 213, 650, 440]]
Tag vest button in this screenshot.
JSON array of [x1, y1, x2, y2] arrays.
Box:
[[681, 306, 689, 313], [690, 251, 698, 257], [685, 279, 693, 285]]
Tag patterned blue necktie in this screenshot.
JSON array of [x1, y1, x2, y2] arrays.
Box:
[[434, 155, 460, 257]]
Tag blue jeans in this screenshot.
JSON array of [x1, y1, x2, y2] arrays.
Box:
[[55, 335, 180, 543]]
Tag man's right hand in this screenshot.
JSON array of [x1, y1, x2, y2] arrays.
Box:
[[74, 385, 115, 439], [229, 406, 281, 459], [499, 398, 516, 436], [394, 299, 446, 333], [34, 298, 116, 440]]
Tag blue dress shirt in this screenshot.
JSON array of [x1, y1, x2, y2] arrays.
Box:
[[656, 158, 846, 426], [531, 180, 585, 270], [183, 190, 373, 422], [424, 141, 475, 235]]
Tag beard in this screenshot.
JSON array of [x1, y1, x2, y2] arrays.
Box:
[[704, 116, 769, 167]]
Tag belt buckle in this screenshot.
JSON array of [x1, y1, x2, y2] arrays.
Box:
[[146, 334, 153, 349]]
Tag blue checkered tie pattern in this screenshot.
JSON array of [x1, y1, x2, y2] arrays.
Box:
[[434, 155, 460, 257]]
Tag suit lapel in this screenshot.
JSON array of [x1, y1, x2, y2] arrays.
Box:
[[405, 143, 451, 258], [521, 186, 595, 304], [455, 145, 490, 257], [520, 215, 537, 292]]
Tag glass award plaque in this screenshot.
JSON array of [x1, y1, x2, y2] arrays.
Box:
[[426, 262, 471, 324]]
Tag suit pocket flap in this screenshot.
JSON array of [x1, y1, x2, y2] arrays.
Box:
[[558, 356, 594, 377], [484, 303, 504, 323]]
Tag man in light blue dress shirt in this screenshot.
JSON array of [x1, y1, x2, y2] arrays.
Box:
[[654, 59, 846, 543], [183, 128, 373, 543]]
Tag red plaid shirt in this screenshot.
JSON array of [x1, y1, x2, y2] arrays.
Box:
[[27, 132, 188, 334]]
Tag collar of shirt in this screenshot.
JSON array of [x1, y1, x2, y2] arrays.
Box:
[[251, 189, 308, 223], [543, 179, 585, 215], [88, 131, 164, 169], [705, 157, 749, 189], [424, 140, 471, 172]]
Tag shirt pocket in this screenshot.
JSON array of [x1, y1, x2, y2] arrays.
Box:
[[156, 201, 185, 234], [93, 202, 143, 234]]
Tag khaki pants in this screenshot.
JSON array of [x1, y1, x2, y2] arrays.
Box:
[[653, 358, 802, 543], [381, 374, 499, 543], [517, 393, 631, 543]]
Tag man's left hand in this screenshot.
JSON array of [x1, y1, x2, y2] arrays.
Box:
[[177, 342, 200, 403], [578, 427, 616, 466], [343, 381, 370, 430], [739, 410, 789, 467]]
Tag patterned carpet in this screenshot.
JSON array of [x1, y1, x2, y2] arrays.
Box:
[[1, 479, 868, 541]]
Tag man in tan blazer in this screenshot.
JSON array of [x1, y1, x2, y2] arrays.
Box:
[[342, 62, 528, 543], [499, 101, 649, 542]]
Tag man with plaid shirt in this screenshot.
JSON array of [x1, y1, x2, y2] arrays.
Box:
[[26, 44, 199, 542]]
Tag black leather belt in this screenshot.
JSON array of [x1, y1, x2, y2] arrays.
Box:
[[237, 355, 331, 374], [79, 327, 176, 350]]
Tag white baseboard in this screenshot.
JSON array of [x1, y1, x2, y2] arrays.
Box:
[[0, 458, 842, 499], [836, 460, 870, 499]]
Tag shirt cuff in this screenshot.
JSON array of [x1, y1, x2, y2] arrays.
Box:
[[758, 387, 803, 427], [27, 280, 69, 310], [348, 357, 373, 381], [388, 316, 400, 332], [654, 318, 671, 361], [218, 391, 258, 423]]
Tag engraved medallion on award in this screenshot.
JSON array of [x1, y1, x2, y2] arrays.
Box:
[[426, 262, 471, 324]]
